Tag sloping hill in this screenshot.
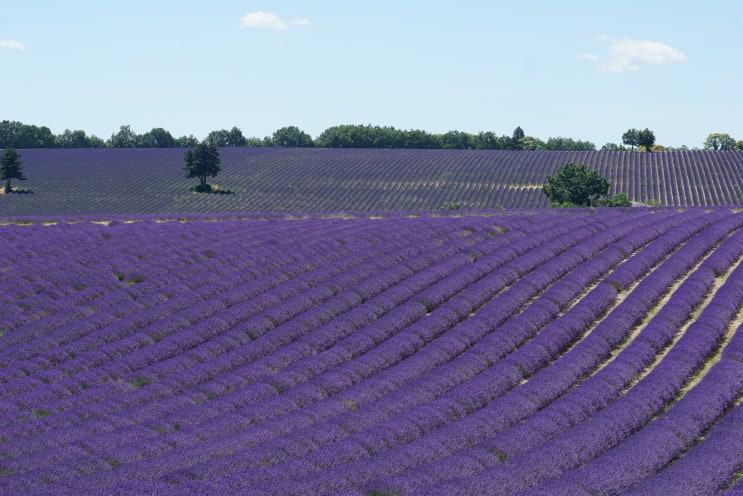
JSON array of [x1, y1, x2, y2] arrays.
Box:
[[1, 148, 742, 215], [1, 209, 742, 494]]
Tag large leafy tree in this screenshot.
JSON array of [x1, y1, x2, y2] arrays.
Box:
[[139, 127, 176, 148], [108, 125, 139, 148], [704, 133, 737, 150], [510, 126, 525, 150], [637, 128, 656, 152], [542, 163, 610, 207], [183, 143, 221, 188], [271, 126, 314, 147], [1, 148, 26, 193], [204, 126, 247, 147], [622, 129, 640, 150]]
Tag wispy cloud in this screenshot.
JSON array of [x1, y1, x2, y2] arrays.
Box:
[[577, 53, 599, 63], [240, 11, 309, 30], [580, 36, 686, 73], [0, 40, 27, 51]]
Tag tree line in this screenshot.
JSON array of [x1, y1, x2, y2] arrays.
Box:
[[2, 120, 741, 151]]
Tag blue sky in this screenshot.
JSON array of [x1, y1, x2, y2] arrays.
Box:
[[1, 1, 741, 148]]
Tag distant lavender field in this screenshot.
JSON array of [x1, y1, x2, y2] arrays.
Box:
[[2, 208, 743, 495], [1, 148, 742, 215]]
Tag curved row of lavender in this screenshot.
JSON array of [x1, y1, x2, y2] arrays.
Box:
[[1, 208, 742, 495], [2, 148, 743, 215]]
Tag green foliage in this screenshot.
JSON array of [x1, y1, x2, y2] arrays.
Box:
[[191, 183, 214, 193], [601, 142, 629, 151], [139, 127, 176, 148], [704, 133, 737, 150], [509, 126, 526, 150], [130, 377, 152, 388], [622, 128, 640, 150], [0, 120, 56, 148], [440, 202, 461, 210], [599, 192, 631, 207], [57, 129, 105, 148], [184, 143, 221, 186], [440, 130, 474, 150], [109, 125, 139, 148], [637, 128, 656, 152], [1, 148, 26, 193], [271, 126, 314, 147], [203, 126, 247, 147], [540, 136, 596, 151], [543, 163, 610, 207], [622, 128, 655, 152]]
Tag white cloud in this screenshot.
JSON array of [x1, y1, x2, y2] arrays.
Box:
[[581, 37, 686, 73], [0, 40, 27, 51], [240, 11, 309, 30]]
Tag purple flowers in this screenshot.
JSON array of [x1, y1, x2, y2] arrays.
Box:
[[1, 208, 743, 495]]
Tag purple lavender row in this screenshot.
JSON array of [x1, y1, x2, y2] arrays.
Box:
[[525, 315, 743, 495], [0, 218, 376, 378], [0, 219, 476, 432], [356, 211, 743, 495], [27, 214, 592, 480], [16, 213, 616, 488], [415, 235, 743, 496], [373, 224, 743, 495], [0, 218, 326, 348], [0, 210, 704, 492], [262, 210, 736, 495], [0, 215, 450, 420], [0, 217, 476, 462], [724, 472, 743, 496], [0, 216, 552, 476], [0, 211, 720, 494], [0, 215, 444, 358], [131, 211, 676, 490]]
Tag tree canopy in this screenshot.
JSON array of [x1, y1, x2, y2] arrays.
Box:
[[183, 143, 221, 189], [704, 133, 739, 150], [1, 148, 26, 193], [271, 126, 314, 147], [542, 162, 630, 208], [637, 128, 656, 152]]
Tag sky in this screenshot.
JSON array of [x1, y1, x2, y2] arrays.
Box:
[[1, 0, 741, 148]]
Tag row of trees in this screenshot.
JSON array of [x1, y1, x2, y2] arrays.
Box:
[[0, 121, 594, 151], [3, 120, 741, 152]]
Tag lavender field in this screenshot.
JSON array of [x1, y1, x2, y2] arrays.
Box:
[[1, 208, 743, 495], [2, 148, 743, 215]]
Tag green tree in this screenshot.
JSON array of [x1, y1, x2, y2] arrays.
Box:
[[204, 127, 247, 147], [637, 128, 656, 152], [183, 143, 221, 189], [601, 142, 628, 151], [139, 127, 176, 148], [622, 129, 640, 150], [439, 130, 474, 149], [0, 120, 56, 148], [1, 148, 26, 193], [541, 137, 596, 151], [57, 129, 93, 148], [510, 126, 525, 150], [703, 133, 737, 150], [542, 163, 610, 207], [175, 135, 200, 148], [271, 126, 314, 147], [109, 125, 139, 148], [521, 136, 544, 151]]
